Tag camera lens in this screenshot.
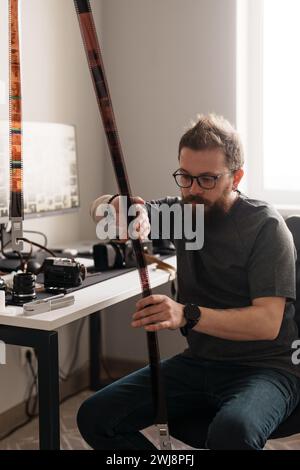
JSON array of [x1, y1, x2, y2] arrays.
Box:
[[0, 278, 6, 292], [12, 273, 37, 304]]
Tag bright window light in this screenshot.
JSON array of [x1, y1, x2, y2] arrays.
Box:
[[263, 0, 300, 191]]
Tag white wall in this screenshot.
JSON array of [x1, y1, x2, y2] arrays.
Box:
[[101, 0, 237, 199], [99, 0, 237, 361], [0, 0, 104, 414]]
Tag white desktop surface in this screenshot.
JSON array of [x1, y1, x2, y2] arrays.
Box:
[[0, 256, 176, 331]]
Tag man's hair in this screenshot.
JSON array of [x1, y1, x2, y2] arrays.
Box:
[[178, 114, 244, 171]]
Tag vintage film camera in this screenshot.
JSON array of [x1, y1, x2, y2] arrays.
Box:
[[43, 257, 86, 292]]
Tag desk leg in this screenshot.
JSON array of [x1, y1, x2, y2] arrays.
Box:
[[37, 330, 60, 450], [89, 311, 102, 391]]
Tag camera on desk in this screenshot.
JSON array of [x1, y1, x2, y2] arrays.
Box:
[[93, 240, 153, 271], [43, 257, 86, 292]]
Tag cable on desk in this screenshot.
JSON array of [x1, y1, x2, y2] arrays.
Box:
[[19, 238, 56, 258], [0, 237, 56, 274], [23, 230, 48, 248]]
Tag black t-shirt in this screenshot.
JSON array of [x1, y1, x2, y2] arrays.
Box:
[[145, 192, 300, 378]]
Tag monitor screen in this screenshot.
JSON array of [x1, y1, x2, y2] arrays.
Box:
[[0, 121, 80, 222]]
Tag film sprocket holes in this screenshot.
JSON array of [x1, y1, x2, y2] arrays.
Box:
[[43, 257, 86, 292]]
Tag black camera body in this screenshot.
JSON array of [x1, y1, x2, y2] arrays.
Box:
[[93, 240, 153, 271], [43, 257, 86, 292]]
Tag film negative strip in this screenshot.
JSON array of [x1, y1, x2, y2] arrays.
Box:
[[74, 0, 171, 450], [9, 0, 24, 251]]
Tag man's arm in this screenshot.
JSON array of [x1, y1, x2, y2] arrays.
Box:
[[132, 211, 294, 341], [132, 294, 286, 341], [191, 296, 286, 341]]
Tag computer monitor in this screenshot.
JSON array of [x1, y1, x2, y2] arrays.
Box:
[[0, 121, 80, 223]]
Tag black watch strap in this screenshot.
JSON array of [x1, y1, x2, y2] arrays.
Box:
[[180, 303, 201, 337]]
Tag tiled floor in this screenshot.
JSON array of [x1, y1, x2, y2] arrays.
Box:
[[0, 389, 300, 450]]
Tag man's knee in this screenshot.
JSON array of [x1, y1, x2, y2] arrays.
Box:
[[77, 395, 118, 449], [206, 413, 265, 450], [77, 399, 97, 440]]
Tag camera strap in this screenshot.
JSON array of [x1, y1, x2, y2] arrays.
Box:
[[144, 254, 176, 280], [9, 0, 24, 252], [144, 254, 177, 301], [74, 0, 171, 450]]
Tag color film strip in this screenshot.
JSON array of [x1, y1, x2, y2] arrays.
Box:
[[9, 0, 23, 251], [74, 0, 171, 450]]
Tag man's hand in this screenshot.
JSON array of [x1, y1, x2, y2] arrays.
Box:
[[111, 195, 150, 241], [131, 294, 186, 332]]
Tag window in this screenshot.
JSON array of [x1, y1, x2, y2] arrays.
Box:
[[237, 0, 300, 211]]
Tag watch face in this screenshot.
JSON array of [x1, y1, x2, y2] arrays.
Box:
[[185, 303, 200, 321]]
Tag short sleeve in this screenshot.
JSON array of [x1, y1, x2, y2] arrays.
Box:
[[144, 196, 181, 241], [247, 216, 297, 301]]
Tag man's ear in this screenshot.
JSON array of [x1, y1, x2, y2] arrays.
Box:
[[232, 168, 244, 190]]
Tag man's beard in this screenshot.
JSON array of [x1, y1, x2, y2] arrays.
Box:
[[181, 190, 235, 230]]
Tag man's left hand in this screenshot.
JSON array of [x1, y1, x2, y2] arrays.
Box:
[[132, 294, 185, 332]]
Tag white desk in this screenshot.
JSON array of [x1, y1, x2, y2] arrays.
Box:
[[0, 255, 176, 449], [0, 256, 176, 330]]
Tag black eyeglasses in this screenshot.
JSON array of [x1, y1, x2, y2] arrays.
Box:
[[172, 170, 233, 190]]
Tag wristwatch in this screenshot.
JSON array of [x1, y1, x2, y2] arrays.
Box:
[[180, 303, 201, 337]]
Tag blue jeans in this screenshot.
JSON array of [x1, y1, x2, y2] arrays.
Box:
[[77, 354, 300, 450]]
